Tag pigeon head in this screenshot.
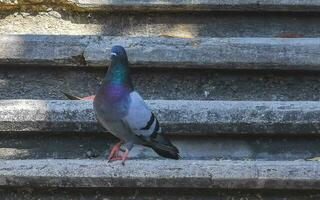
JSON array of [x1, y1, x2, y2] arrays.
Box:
[[111, 45, 128, 61], [104, 45, 133, 90]]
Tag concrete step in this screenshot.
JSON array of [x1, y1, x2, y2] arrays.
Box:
[[0, 159, 319, 189], [1, 35, 320, 70], [1, 0, 320, 12], [0, 1, 319, 198], [1, 100, 320, 135]]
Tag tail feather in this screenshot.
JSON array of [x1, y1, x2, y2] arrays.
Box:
[[142, 134, 180, 160], [61, 91, 82, 100], [150, 140, 180, 160]]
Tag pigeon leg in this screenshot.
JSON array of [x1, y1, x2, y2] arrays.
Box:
[[121, 149, 130, 165], [108, 141, 123, 162], [121, 142, 134, 165]]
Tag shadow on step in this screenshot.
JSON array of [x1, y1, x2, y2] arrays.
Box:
[[0, 187, 319, 200], [0, 133, 319, 161]]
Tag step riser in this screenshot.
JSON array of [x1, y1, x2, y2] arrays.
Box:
[[1, 133, 319, 160], [2, 11, 320, 37], [1, 187, 319, 200], [2, 67, 320, 101]]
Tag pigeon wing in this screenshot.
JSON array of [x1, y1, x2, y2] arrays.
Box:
[[123, 91, 160, 138], [122, 91, 180, 159]]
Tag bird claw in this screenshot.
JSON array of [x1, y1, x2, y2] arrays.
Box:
[[107, 141, 123, 160], [107, 141, 130, 165], [107, 149, 129, 165]]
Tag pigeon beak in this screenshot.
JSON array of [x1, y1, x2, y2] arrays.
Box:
[[110, 52, 117, 57]]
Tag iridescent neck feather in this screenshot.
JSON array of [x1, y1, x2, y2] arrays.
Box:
[[105, 57, 133, 90]]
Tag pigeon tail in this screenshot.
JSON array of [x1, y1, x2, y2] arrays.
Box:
[[141, 134, 180, 160], [150, 141, 180, 160]]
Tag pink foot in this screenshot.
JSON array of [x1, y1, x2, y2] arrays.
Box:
[[108, 141, 123, 162]]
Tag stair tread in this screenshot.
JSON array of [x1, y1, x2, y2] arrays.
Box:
[[1, 35, 320, 70], [0, 159, 319, 189], [1, 100, 320, 135]]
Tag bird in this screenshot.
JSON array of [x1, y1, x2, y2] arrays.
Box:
[[63, 45, 180, 165]]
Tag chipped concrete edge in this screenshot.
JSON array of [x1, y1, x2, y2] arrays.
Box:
[[1, 100, 320, 135], [1, 35, 320, 70], [1, 0, 320, 12], [0, 159, 319, 189]]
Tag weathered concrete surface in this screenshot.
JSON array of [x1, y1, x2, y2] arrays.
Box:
[[2, 0, 320, 12], [2, 11, 320, 37], [1, 132, 320, 160], [0, 159, 319, 189], [1, 35, 320, 70], [69, 0, 320, 12], [1, 187, 320, 200], [2, 100, 320, 135], [85, 37, 320, 69], [0, 35, 89, 66], [3, 66, 320, 101]]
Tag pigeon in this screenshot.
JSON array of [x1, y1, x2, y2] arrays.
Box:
[[63, 45, 180, 164]]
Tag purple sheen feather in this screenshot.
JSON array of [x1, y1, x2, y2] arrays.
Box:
[[102, 84, 131, 103]]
